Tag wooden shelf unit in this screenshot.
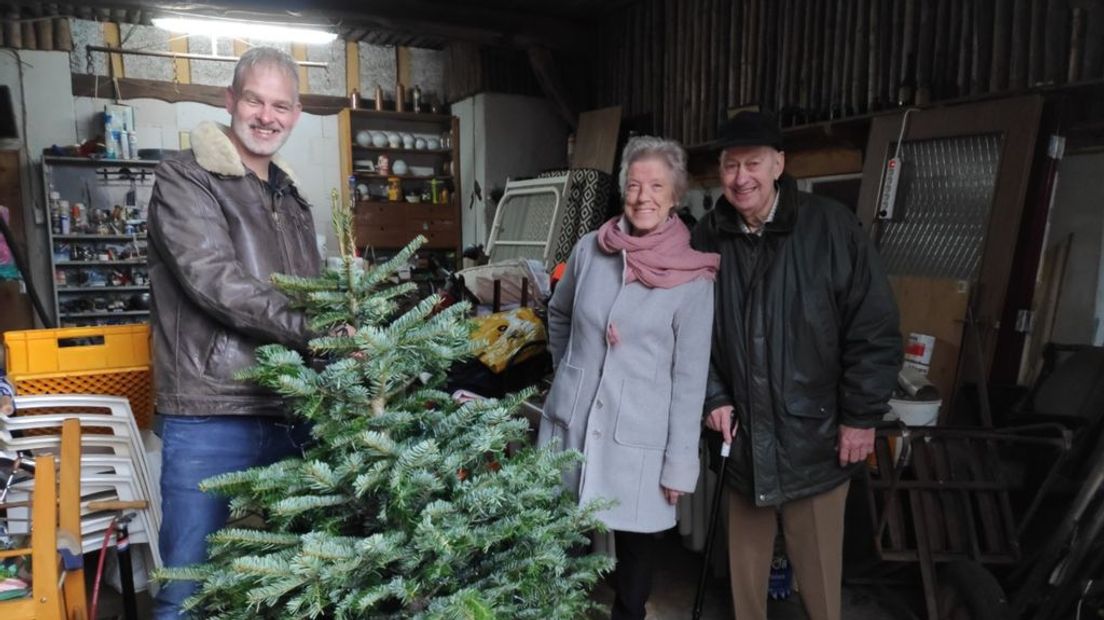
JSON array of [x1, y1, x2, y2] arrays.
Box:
[[337, 108, 461, 259]]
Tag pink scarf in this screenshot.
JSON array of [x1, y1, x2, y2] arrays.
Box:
[[596, 216, 720, 289]]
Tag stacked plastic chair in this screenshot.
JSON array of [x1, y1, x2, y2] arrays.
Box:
[[0, 395, 162, 580]]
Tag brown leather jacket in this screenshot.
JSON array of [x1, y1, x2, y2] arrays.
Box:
[[148, 121, 320, 416]]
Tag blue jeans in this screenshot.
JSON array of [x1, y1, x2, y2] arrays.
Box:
[[152, 414, 311, 619]]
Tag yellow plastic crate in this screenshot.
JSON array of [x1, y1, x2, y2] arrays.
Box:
[[3, 325, 154, 428]]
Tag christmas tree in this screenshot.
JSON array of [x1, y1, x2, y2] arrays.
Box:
[[157, 191, 613, 619]]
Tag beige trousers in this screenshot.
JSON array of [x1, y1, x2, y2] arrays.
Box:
[[725, 481, 850, 620]]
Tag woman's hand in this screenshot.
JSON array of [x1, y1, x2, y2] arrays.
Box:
[[662, 486, 684, 505]]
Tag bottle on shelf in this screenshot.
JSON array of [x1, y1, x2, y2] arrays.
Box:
[[374, 83, 384, 111], [349, 88, 360, 109], [395, 82, 405, 112]]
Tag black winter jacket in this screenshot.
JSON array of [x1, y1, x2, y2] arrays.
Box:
[[691, 176, 901, 506]]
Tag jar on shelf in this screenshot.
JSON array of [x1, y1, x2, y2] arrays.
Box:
[[386, 176, 402, 202]]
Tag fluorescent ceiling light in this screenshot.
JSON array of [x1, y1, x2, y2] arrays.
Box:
[[152, 17, 337, 45]]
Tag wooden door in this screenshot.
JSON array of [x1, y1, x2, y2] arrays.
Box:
[[855, 96, 1044, 422]]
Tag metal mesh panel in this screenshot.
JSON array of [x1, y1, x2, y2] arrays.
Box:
[[497, 191, 558, 242], [876, 133, 1003, 280]]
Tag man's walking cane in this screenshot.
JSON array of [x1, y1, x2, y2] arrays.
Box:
[[692, 416, 738, 620]]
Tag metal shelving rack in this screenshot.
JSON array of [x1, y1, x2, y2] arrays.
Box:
[[42, 156, 157, 327]]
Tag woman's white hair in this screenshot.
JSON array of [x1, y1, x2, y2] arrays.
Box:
[[617, 135, 689, 205]]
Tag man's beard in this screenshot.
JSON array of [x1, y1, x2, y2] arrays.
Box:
[[231, 118, 290, 157]]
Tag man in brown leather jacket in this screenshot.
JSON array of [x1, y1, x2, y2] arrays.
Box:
[[148, 47, 321, 619]]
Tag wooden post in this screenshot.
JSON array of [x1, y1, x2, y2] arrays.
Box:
[[59, 419, 88, 615], [291, 43, 309, 95], [346, 40, 360, 98], [168, 36, 191, 84], [103, 22, 125, 78]]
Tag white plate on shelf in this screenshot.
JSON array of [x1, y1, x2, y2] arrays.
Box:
[[409, 166, 434, 177]]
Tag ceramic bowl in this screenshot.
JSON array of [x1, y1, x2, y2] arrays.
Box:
[[427, 138, 441, 150], [392, 159, 409, 175], [355, 130, 372, 148], [401, 134, 415, 149], [371, 131, 387, 148], [415, 138, 427, 150], [387, 132, 401, 148], [405, 194, 420, 203]]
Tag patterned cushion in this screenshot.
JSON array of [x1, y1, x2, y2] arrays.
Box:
[[538, 168, 615, 265]]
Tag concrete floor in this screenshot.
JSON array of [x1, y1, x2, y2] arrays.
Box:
[[590, 530, 905, 620]]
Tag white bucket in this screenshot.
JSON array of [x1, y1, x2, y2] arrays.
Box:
[[886, 398, 941, 427]]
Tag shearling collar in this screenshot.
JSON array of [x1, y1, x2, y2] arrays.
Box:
[[190, 121, 300, 187]]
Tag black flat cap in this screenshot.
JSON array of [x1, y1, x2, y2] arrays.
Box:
[[714, 110, 784, 151]]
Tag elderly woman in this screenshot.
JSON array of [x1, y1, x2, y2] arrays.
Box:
[[538, 136, 719, 619]]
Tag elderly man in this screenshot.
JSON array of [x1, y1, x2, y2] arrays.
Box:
[[692, 111, 901, 620], [148, 47, 320, 618]]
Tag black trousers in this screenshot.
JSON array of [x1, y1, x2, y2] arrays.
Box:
[[611, 530, 657, 620]]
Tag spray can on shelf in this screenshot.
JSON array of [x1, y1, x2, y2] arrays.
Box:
[[128, 131, 139, 160], [119, 128, 132, 160]]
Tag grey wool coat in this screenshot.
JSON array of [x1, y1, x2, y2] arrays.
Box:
[[538, 229, 715, 533]]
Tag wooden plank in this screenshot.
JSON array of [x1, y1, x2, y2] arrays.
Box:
[[785, 147, 863, 178], [102, 21, 124, 78], [168, 36, 190, 84], [572, 106, 623, 174], [889, 276, 971, 420], [71, 74, 348, 115], [31, 455, 61, 619]]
